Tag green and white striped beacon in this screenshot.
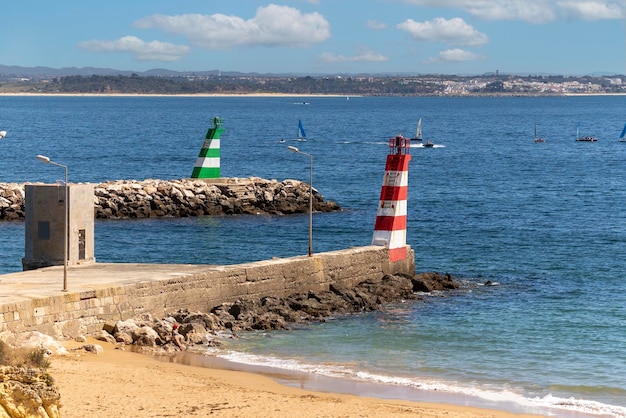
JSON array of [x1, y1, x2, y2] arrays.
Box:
[[191, 117, 225, 178]]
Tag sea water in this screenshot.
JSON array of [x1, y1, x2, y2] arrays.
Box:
[[1, 95, 626, 417]]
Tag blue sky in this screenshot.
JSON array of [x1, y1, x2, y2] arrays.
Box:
[[2, 0, 625, 75]]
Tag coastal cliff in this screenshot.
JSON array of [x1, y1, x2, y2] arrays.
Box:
[[0, 366, 60, 418], [0, 177, 340, 221]]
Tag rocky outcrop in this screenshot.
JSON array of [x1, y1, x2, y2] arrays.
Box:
[[411, 272, 459, 292], [96, 315, 225, 354], [0, 177, 340, 220], [0, 366, 60, 418], [207, 272, 459, 332], [94, 272, 460, 353]]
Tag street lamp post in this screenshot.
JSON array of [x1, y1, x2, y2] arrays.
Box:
[[287, 146, 313, 257], [36, 155, 69, 292]]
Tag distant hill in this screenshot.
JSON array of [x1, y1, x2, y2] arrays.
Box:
[[1, 64, 624, 96], [0, 64, 246, 79], [0, 64, 390, 79], [0, 64, 132, 78], [2, 63, 622, 80]]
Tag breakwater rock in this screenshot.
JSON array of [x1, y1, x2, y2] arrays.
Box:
[[0, 177, 341, 221], [94, 272, 460, 354], [208, 271, 460, 332], [0, 183, 24, 221]]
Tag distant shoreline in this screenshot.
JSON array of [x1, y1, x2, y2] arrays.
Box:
[[1, 92, 625, 98], [0, 92, 351, 98]]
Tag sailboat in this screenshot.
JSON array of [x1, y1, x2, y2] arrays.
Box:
[[411, 118, 423, 142], [575, 123, 597, 142], [534, 123, 545, 143], [295, 119, 307, 141], [411, 118, 434, 147], [619, 123, 626, 142]]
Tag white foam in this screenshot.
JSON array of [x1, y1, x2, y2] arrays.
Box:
[[213, 349, 626, 417], [410, 143, 445, 148], [538, 394, 626, 418]]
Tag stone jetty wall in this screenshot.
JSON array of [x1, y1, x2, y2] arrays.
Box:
[[0, 177, 340, 221], [0, 246, 414, 338]]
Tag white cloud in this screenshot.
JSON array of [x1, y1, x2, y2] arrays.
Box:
[[467, 0, 556, 22], [77, 36, 190, 61], [399, 0, 559, 23], [320, 48, 388, 63], [556, 0, 623, 20], [367, 20, 388, 30], [397, 17, 489, 46], [436, 48, 486, 62], [134, 4, 331, 50]]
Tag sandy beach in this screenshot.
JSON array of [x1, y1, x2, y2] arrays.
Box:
[[48, 340, 542, 418]]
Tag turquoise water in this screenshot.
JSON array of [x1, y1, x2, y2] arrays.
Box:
[[1, 95, 626, 416]]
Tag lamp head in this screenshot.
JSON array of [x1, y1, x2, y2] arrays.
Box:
[[287, 146, 299, 153], [36, 155, 51, 163]]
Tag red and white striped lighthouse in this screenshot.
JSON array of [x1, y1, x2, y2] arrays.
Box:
[[372, 135, 412, 262]]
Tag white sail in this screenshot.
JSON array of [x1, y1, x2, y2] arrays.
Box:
[[415, 118, 422, 140]]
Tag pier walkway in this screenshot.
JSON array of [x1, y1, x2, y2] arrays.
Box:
[[0, 262, 221, 305]]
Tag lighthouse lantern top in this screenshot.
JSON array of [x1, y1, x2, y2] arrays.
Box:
[[388, 135, 410, 155]]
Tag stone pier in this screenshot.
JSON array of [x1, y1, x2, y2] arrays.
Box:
[[0, 245, 414, 338]]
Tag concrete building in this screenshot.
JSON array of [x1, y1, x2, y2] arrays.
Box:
[[22, 184, 95, 271]]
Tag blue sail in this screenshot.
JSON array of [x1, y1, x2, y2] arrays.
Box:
[[298, 120, 307, 139], [620, 123, 626, 140]]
